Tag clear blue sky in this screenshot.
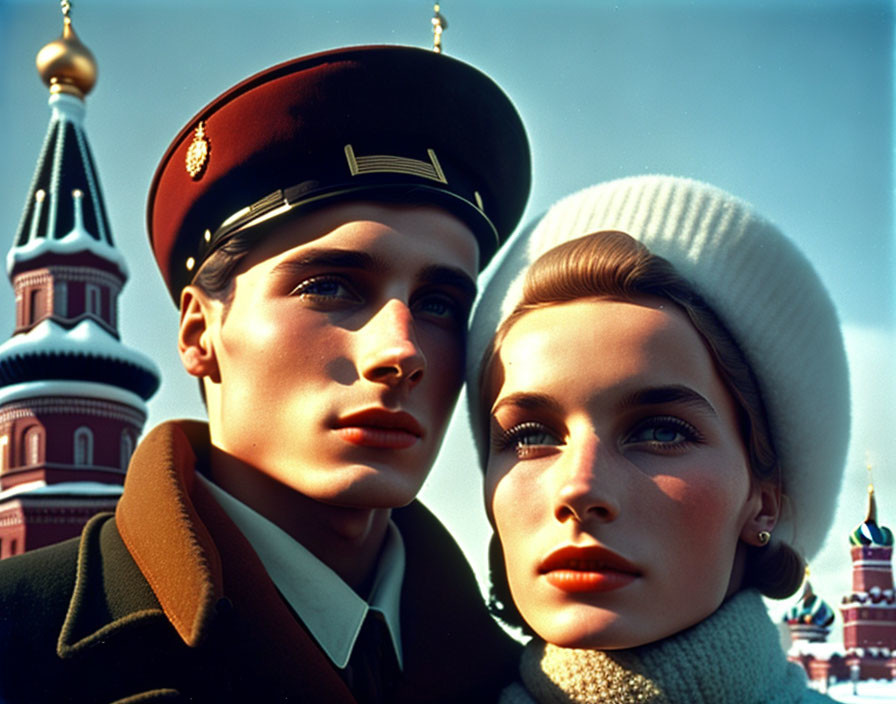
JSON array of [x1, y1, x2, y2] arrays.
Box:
[[1, 0, 893, 640]]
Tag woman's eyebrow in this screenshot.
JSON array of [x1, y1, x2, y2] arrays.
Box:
[[491, 392, 563, 417], [618, 385, 718, 417]]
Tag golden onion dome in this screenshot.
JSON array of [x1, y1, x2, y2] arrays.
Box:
[[35, 17, 97, 98]]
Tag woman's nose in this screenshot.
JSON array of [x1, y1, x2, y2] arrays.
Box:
[[553, 435, 621, 524]]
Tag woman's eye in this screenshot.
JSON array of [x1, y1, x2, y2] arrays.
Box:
[[625, 417, 700, 448], [494, 421, 563, 459], [289, 276, 359, 303]]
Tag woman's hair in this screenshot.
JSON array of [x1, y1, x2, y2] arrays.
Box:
[[480, 230, 804, 632]]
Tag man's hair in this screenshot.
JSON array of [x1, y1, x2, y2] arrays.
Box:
[[192, 228, 261, 305], [187, 227, 261, 405], [479, 230, 804, 634]]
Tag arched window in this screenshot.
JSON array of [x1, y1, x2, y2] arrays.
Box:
[[54, 281, 68, 317], [86, 283, 102, 318], [29, 287, 47, 325], [0, 435, 8, 472], [74, 426, 94, 466], [120, 430, 135, 470], [24, 426, 43, 466]]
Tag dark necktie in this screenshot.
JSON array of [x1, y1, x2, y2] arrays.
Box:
[[340, 610, 400, 704]]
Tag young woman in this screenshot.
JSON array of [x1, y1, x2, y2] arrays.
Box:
[[468, 176, 850, 703]]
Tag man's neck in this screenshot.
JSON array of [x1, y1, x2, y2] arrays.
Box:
[[205, 445, 390, 595]]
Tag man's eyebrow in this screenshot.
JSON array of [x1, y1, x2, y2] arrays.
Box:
[[269, 248, 374, 277], [491, 392, 564, 417], [417, 264, 477, 298], [619, 385, 718, 417]]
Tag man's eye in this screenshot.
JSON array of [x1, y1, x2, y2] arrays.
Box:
[[412, 293, 464, 322], [289, 276, 359, 302], [418, 296, 450, 317]]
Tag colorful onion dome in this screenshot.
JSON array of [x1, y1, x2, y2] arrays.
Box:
[[849, 485, 894, 547], [784, 580, 836, 627]]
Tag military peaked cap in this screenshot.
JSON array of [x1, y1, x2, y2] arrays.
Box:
[[147, 45, 531, 303]]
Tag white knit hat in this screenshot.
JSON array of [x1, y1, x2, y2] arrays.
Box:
[[467, 175, 850, 561]]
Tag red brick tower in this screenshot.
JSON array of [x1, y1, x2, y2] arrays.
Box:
[[840, 477, 896, 680], [0, 10, 159, 558]]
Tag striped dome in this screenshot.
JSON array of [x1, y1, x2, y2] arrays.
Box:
[[849, 487, 894, 547], [784, 581, 835, 627]]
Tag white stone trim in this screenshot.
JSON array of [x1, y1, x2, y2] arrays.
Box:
[[14, 266, 124, 291], [0, 381, 148, 418]]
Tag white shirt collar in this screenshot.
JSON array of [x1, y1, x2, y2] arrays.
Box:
[[198, 474, 405, 669]]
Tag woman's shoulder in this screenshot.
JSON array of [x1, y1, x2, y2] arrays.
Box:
[[498, 681, 536, 704]]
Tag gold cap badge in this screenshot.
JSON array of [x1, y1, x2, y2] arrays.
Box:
[[185, 121, 210, 179]]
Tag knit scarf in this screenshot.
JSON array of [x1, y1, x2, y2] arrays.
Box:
[[500, 590, 829, 704]]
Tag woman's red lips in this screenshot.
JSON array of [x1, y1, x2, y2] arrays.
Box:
[[334, 409, 424, 449], [539, 545, 641, 593]]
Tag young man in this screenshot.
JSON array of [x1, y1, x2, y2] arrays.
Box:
[[0, 46, 530, 703]]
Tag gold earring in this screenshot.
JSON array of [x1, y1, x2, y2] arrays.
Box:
[[757, 530, 771, 545]]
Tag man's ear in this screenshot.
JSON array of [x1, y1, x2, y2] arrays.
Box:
[[178, 285, 221, 383], [740, 479, 781, 547]]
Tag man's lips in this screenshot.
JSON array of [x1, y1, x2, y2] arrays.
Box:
[[334, 409, 424, 449], [538, 545, 641, 594]]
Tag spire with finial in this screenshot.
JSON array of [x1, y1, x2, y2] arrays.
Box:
[[432, 3, 447, 53], [849, 458, 893, 547], [10, 0, 125, 279]]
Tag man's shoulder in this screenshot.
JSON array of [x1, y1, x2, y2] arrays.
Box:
[[392, 500, 522, 702], [0, 531, 81, 606], [0, 529, 85, 701]]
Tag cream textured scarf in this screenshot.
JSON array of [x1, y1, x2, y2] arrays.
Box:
[[500, 590, 832, 704]]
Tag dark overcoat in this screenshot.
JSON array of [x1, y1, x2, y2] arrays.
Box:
[[0, 421, 519, 703]]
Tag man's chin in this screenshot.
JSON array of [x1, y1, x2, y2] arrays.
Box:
[[300, 468, 425, 511]]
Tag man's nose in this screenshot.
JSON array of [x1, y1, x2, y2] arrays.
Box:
[[358, 299, 426, 389]]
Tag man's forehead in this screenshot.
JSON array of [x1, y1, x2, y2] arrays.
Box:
[[240, 203, 480, 282]]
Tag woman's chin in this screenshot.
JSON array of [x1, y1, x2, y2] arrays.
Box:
[[528, 609, 675, 651]]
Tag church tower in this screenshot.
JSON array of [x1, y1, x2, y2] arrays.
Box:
[[839, 475, 896, 680], [0, 8, 159, 558]]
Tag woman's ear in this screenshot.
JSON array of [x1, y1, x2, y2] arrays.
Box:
[[178, 286, 221, 383], [740, 480, 781, 547]]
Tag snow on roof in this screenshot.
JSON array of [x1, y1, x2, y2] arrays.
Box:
[[0, 318, 159, 376], [0, 480, 123, 503], [0, 379, 148, 413], [787, 641, 845, 659], [7, 222, 128, 276]]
